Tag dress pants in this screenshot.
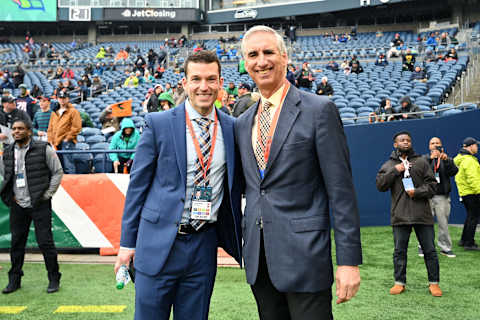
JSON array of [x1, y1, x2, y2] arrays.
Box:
[[9, 201, 59, 278], [134, 226, 218, 320], [429, 195, 452, 252], [251, 232, 333, 320], [460, 194, 480, 246], [393, 224, 439, 285]]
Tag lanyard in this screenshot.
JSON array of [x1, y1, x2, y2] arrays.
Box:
[[185, 108, 218, 183], [400, 157, 410, 178], [256, 81, 290, 166], [434, 158, 441, 173]]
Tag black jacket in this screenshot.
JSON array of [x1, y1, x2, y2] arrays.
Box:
[[146, 93, 160, 113], [1, 108, 31, 128], [1, 141, 51, 207], [423, 154, 458, 195], [316, 82, 333, 96], [376, 149, 437, 226]]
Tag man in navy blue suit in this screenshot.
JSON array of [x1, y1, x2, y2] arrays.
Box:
[[115, 51, 243, 320], [236, 26, 362, 320]]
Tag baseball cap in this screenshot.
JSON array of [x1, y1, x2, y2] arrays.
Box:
[[18, 84, 28, 90], [57, 91, 70, 99], [37, 96, 50, 102], [462, 137, 479, 147], [239, 83, 251, 91], [1, 95, 15, 104]]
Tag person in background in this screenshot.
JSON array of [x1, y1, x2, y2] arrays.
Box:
[[411, 66, 427, 82], [402, 49, 416, 72], [225, 82, 239, 97], [454, 137, 480, 251], [99, 105, 121, 133], [316, 76, 334, 96], [1, 118, 63, 294], [376, 131, 441, 297], [372, 98, 395, 122], [32, 96, 52, 140], [444, 48, 458, 62], [123, 73, 139, 88], [396, 96, 421, 120], [46, 91, 82, 174], [232, 83, 256, 118], [16, 84, 38, 120], [418, 137, 458, 258], [146, 84, 164, 113], [158, 92, 175, 111], [79, 111, 94, 128], [109, 118, 140, 174], [375, 52, 389, 67]]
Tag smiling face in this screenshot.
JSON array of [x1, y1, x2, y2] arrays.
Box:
[[182, 62, 223, 116], [12, 121, 31, 144], [243, 31, 288, 98]]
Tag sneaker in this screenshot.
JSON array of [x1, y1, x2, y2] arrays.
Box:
[[418, 247, 424, 257], [429, 284, 442, 297], [440, 250, 456, 258], [389, 284, 405, 295]]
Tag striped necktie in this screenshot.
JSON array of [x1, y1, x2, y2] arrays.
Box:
[[190, 117, 211, 230], [255, 100, 273, 171]]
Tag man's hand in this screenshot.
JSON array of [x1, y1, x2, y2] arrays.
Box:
[[395, 163, 405, 173], [0, 133, 7, 140], [114, 248, 135, 275], [406, 189, 415, 198], [439, 152, 448, 160], [335, 266, 360, 304], [402, 113, 408, 119]]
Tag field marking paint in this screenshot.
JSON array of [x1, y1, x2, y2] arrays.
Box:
[[54, 305, 127, 313], [0, 306, 27, 314]]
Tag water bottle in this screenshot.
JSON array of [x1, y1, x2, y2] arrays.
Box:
[[116, 265, 131, 290]]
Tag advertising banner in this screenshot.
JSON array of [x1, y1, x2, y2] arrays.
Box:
[[1, 0, 57, 22], [104, 8, 200, 22]]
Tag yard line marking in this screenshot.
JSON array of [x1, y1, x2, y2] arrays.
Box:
[[54, 305, 126, 313], [0, 306, 27, 314]]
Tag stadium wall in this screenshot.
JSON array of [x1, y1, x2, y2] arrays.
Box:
[[0, 111, 478, 250]]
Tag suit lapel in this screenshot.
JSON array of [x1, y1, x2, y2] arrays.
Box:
[[217, 110, 234, 192], [245, 100, 262, 182], [170, 104, 187, 188], [263, 87, 301, 179]]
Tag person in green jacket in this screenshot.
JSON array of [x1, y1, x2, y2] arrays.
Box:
[[96, 47, 106, 59], [238, 59, 247, 75], [225, 82, 238, 97], [453, 137, 480, 251], [109, 118, 140, 174], [158, 92, 175, 111]]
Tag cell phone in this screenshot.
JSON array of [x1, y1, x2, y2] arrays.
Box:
[[436, 146, 444, 152], [128, 258, 135, 283]]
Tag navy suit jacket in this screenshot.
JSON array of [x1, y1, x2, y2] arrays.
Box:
[[235, 85, 362, 292], [120, 103, 243, 276]]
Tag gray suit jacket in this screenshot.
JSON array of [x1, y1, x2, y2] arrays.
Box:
[[235, 85, 362, 292]]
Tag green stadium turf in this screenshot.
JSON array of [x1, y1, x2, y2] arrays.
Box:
[[0, 226, 479, 319]]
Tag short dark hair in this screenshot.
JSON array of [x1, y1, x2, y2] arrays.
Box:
[[12, 118, 32, 131], [393, 131, 411, 141], [184, 51, 221, 77]]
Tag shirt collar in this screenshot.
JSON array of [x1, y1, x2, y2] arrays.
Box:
[[185, 98, 216, 121], [259, 83, 286, 108]]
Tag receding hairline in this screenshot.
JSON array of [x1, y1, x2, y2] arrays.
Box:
[[241, 26, 287, 57]]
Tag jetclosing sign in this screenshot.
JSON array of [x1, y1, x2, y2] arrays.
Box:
[[103, 8, 200, 22]]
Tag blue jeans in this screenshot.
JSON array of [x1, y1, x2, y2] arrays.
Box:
[[59, 141, 76, 174], [393, 224, 439, 285]]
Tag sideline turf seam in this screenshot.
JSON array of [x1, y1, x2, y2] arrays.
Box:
[[54, 305, 126, 313], [0, 306, 27, 314]]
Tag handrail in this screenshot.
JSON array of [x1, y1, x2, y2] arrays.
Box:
[[55, 149, 134, 154], [341, 104, 476, 122]]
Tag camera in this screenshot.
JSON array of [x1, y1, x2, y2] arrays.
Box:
[[436, 146, 444, 152]]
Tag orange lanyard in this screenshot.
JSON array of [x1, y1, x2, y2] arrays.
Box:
[[185, 108, 218, 182], [256, 81, 290, 165]]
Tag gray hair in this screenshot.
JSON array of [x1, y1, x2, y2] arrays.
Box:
[[241, 25, 287, 57], [322, 76, 328, 82]]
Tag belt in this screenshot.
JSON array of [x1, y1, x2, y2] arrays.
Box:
[[177, 222, 215, 235]]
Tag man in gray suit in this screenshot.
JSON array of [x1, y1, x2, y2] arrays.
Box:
[[235, 26, 362, 320]]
